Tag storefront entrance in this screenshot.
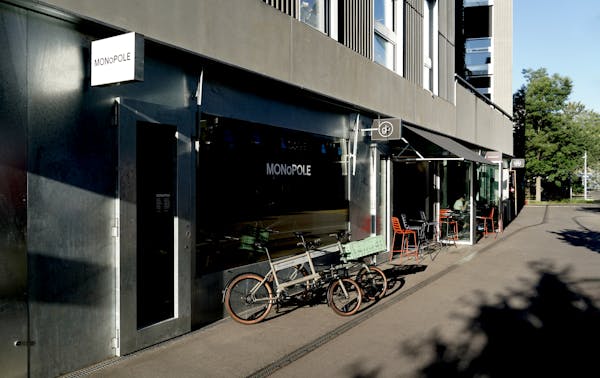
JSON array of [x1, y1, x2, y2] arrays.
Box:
[[391, 160, 435, 225], [116, 98, 194, 354], [386, 124, 497, 245]]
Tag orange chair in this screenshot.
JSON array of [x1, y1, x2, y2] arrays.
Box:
[[439, 208, 458, 245], [477, 207, 496, 238], [390, 216, 419, 263]]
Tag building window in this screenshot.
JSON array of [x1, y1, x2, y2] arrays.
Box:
[[464, 5, 492, 38], [423, 0, 438, 94], [465, 37, 491, 76], [298, 0, 338, 39], [374, 33, 394, 69], [374, 0, 400, 72], [463, 1, 493, 97], [464, 0, 493, 6], [263, 1, 338, 39], [300, 0, 327, 32]]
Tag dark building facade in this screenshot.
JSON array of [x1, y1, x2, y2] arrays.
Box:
[[0, 1, 512, 376]]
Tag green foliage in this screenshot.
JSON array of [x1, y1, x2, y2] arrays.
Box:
[[514, 68, 600, 199]]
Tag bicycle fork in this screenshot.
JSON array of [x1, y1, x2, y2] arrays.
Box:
[[326, 277, 350, 304]]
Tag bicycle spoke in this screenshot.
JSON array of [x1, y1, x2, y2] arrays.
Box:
[[328, 278, 362, 316], [225, 274, 273, 324]]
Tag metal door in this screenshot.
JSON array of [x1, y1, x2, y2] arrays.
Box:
[[116, 98, 194, 355]]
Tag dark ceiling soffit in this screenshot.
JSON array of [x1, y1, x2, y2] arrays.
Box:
[[393, 125, 493, 165]]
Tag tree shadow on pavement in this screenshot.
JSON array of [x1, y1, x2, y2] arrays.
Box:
[[402, 262, 600, 377], [578, 206, 600, 213], [550, 228, 600, 253]]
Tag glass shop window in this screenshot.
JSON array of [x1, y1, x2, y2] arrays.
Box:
[[196, 115, 348, 275], [441, 161, 471, 242]]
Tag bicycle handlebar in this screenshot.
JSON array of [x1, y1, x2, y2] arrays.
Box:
[[329, 230, 351, 241]]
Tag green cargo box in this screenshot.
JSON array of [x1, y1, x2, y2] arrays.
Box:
[[341, 235, 387, 262]]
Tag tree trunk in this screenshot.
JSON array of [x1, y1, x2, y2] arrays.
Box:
[[536, 176, 542, 201]]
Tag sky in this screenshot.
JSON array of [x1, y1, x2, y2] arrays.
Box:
[[513, 0, 600, 113]]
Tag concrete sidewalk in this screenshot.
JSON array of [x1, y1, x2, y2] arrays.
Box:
[[66, 206, 557, 378]]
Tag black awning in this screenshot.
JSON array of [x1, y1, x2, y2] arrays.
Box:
[[392, 125, 493, 165]]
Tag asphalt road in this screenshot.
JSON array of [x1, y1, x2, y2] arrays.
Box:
[[78, 205, 600, 378]]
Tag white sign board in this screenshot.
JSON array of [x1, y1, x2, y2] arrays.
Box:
[[511, 158, 525, 169], [91, 32, 144, 86]]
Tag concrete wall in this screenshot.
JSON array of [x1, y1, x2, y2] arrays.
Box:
[[493, 0, 513, 114], [456, 84, 513, 154], [37, 0, 513, 155]]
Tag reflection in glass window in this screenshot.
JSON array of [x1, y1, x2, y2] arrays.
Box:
[[466, 38, 491, 51], [374, 33, 393, 69], [466, 37, 491, 76], [477, 164, 499, 207], [373, 0, 396, 71], [374, 0, 394, 30], [466, 52, 491, 75], [464, 0, 492, 6], [466, 52, 490, 66], [300, 0, 326, 32], [196, 115, 348, 275]]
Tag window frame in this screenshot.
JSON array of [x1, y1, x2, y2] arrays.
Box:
[[297, 0, 338, 40], [423, 0, 438, 94], [373, 0, 402, 74]]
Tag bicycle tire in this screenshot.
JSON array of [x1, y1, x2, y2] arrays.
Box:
[[327, 278, 362, 316], [224, 273, 273, 324], [355, 265, 388, 301]]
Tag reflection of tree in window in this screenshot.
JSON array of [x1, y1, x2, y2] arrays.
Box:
[[300, 0, 320, 29]]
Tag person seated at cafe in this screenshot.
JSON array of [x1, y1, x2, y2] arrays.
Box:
[[453, 195, 467, 212], [453, 195, 470, 236]]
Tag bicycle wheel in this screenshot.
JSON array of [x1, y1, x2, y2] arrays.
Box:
[[355, 265, 388, 301], [327, 278, 362, 316], [224, 273, 273, 325]]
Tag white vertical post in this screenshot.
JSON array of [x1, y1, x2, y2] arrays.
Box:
[[434, 164, 441, 240], [385, 158, 391, 249], [584, 151, 588, 200], [370, 144, 377, 236]]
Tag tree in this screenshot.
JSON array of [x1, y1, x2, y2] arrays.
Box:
[[514, 68, 591, 200]]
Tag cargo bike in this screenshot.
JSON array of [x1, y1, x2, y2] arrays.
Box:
[[328, 231, 388, 302], [223, 228, 363, 324]]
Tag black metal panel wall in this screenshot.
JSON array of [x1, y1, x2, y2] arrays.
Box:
[[0, 4, 28, 377], [25, 9, 117, 377], [2, 4, 198, 377]]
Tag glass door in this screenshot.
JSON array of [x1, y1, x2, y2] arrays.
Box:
[[116, 98, 194, 355]]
